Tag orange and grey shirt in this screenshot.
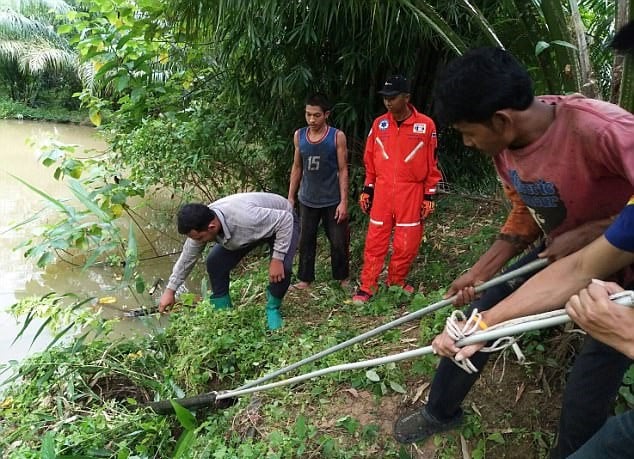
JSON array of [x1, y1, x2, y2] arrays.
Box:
[[495, 94, 634, 245]]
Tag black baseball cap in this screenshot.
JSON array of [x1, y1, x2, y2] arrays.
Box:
[[378, 75, 411, 96]]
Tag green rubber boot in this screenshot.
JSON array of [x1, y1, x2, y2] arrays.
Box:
[[265, 289, 283, 330], [211, 294, 232, 310]]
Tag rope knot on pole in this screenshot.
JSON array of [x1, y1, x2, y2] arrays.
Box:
[[445, 309, 525, 374]]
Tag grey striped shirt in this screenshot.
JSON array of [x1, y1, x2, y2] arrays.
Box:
[[166, 192, 295, 291]]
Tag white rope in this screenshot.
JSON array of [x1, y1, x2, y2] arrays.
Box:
[[445, 309, 532, 374], [158, 291, 634, 410], [214, 310, 571, 401], [445, 309, 487, 373]]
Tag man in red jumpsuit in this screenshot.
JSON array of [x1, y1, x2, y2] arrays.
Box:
[[353, 75, 442, 304]]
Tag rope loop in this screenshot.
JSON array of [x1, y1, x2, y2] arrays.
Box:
[[444, 309, 524, 374], [445, 309, 485, 341]]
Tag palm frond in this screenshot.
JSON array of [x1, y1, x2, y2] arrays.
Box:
[[0, 10, 44, 39], [77, 60, 94, 89], [0, 1, 80, 94], [1, 0, 74, 16], [37, 0, 74, 14], [460, 0, 505, 48], [0, 38, 22, 60], [394, 0, 467, 54], [0, 9, 62, 44], [20, 40, 76, 74]]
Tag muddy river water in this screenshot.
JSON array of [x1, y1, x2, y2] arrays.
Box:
[[0, 119, 189, 383]]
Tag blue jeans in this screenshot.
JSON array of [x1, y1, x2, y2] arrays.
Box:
[[205, 212, 300, 299], [567, 410, 634, 458]]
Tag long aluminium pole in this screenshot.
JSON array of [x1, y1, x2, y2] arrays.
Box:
[[237, 258, 549, 390]]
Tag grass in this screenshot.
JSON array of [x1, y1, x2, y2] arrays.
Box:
[[0, 192, 585, 458]]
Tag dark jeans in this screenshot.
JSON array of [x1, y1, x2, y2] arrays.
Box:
[[550, 341, 631, 458], [427, 246, 542, 420], [205, 212, 300, 299], [297, 202, 349, 282], [424, 244, 631, 458], [567, 410, 634, 458]]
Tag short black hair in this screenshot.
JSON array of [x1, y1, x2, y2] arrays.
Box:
[[611, 20, 634, 54], [433, 47, 534, 125], [305, 93, 332, 113], [177, 203, 216, 234]]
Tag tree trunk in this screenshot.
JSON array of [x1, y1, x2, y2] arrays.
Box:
[[616, 0, 634, 111], [541, 0, 582, 93], [144, 392, 238, 414], [569, 0, 598, 98]]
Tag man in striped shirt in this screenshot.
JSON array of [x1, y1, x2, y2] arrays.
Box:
[[159, 192, 299, 330]]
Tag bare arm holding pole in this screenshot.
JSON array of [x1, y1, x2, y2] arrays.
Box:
[[436, 235, 634, 360]]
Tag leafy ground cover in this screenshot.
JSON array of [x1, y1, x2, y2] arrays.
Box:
[[0, 193, 616, 458], [0, 96, 87, 124]]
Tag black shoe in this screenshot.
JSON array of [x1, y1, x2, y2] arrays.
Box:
[[393, 406, 463, 444]]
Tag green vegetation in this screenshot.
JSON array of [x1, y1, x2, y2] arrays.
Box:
[[1, 1, 634, 457], [2, 194, 567, 458], [48, 0, 631, 196], [0, 0, 85, 110], [11, 140, 147, 296], [2, 1, 632, 184], [0, 95, 86, 122]]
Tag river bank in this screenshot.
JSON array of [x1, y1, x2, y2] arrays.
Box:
[[0, 119, 185, 385], [0, 193, 575, 459], [0, 96, 88, 124]]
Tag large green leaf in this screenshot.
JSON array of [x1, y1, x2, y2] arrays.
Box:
[[45, 321, 76, 351], [11, 300, 41, 346], [172, 430, 195, 459], [536, 40, 551, 56], [123, 222, 137, 283], [39, 432, 56, 459], [67, 179, 112, 222], [170, 400, 198, 430], [30, 315, 54, 349], [10, 173, 74, 217]]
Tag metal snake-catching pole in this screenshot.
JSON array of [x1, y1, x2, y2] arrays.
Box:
[[215, 310, 571, 400], [214, 289, 634, 402], [146, 307, 568, 414], [145, 258, 548, 414], [237, 258, 549, 390]]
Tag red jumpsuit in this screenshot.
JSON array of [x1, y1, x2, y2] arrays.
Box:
[[359, 104, 441, 293]]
